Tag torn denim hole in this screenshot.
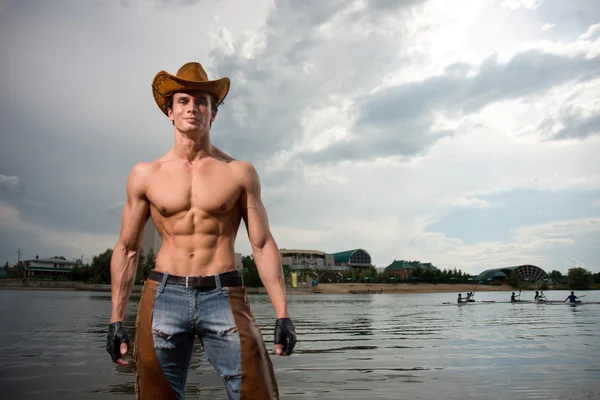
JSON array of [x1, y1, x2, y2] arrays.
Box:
[[217, 327, 238, 337], [152, 329, 173, 339], [223, 374, 241, 393], [152, 329, 175, 350]]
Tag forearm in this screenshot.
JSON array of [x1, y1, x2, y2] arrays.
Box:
[[110, 243, 140, 323], [253, 239, 289, 319]]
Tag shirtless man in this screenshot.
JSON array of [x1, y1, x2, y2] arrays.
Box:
[[105, 62, 296, 400]]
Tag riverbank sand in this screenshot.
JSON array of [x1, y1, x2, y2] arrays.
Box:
[[293, 283, 513, 294]]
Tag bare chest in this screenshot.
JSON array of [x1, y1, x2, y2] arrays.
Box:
[[146, 166, 241, 217]]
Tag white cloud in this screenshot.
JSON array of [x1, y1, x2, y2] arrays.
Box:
[[501, 0, 543, 11], [453, 198, 491, 208], [417, 217, 600, 272], [541, 23, 555, 32], [512, 217, 600, 244], [579, 23, 600, 40]]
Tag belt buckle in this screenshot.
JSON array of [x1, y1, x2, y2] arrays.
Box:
[[186, 276, 189, 289]]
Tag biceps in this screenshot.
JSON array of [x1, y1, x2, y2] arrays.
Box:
[[119, 197, 149, 250], [245, 202, 271, 250]]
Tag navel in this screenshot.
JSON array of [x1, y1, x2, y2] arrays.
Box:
[[189, 253, 195, 259]]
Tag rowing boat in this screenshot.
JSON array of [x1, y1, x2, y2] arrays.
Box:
[[441, 300, 600, 306], [535, 301, 600, 306]]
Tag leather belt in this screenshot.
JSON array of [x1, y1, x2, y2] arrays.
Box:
[[147, 270, 244, 289]]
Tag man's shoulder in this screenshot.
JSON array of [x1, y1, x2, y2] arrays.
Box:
[[226, 160, 262, 188], [128, 161, 156, 178], [130, 153, 172, 175], [227, 159, 259, 177], [127, 159, 164, 189]]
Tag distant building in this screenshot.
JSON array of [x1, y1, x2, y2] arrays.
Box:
[[22, 256, 82, 279], [384, 260, 439, 281], [331, 249, 373, 271], [475, 264, 548, 284], [280, 249, 334, 271], [141, 219, 243, 272]]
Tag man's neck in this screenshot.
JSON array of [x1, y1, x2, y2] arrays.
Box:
[[172, 129, 212, 162]]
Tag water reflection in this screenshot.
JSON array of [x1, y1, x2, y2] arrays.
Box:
[[1, 290, 599, 399]]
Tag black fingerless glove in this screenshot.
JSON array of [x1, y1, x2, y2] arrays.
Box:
[[274, 318, 297, 355], [106, 321, 130, 363]]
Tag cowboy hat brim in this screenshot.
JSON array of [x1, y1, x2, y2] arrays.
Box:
[[152, 71, 231, 116]]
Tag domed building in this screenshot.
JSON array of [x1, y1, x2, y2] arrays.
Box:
[[475, 264, 549, 284]]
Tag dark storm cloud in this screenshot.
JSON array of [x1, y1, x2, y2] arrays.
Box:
[[364, 0, 424, 12], [299, 49, 600, 163], [360, 50, 600, 129], [116, 0, 207, 8], [0, 102, 169, 235], [0, 175, 20, 191], [208, 0, 425, 173]]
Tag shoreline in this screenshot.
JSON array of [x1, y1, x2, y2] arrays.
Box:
[[309, 283, 515, 294], [1, 280, 584, 294]]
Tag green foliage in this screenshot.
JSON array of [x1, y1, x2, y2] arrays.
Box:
[[593, 272, 600, 285], [567, 267, 593, 290], [242, 255, 263, 287], [69, 265, 91, 282], [508, 270, 521, 288], [549, 270, 563, 284], [136, 247, 155, 283], [90, 249, 113, 284]]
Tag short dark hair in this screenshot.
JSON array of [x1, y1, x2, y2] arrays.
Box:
[[166, 93, 218, 114], [166, 92, 219, 126]]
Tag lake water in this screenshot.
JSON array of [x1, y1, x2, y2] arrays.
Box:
[[1, 288, 599, 400]]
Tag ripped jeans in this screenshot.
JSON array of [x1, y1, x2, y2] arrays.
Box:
[[133, 271, 279, 400]]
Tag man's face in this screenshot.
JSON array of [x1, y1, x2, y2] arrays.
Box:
[[168, 91, 215, 134]]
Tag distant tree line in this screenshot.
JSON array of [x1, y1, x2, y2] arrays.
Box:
[[70, 247, 156, 284], [507, 267, 598, 290], [287, 265, 475, 284], [5, 250, 599, 290]]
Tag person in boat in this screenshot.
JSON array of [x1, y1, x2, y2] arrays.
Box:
[[457, 293, 463, 303], [534, 291, 539, 301], [538, 291, 547, 301], [465, 292, 471, 302], [564, 291, 579, 303], [511, 292, 516, 302]]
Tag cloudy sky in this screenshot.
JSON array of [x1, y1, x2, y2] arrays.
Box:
[[1, 0, 599, 275]]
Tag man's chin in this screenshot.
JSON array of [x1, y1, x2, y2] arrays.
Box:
[[178, 124, 204, 134]]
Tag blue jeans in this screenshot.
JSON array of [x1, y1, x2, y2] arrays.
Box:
[[133, 271, 279, 400]]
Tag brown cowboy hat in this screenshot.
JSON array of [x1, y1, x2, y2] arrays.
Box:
[[151, 62, 230, 116]]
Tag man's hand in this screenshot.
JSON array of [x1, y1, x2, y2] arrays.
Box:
[[106, 322, 130, 365], [274, 318, 297, 356]]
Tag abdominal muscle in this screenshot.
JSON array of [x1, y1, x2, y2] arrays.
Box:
[[151, 208, 241, 277]]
